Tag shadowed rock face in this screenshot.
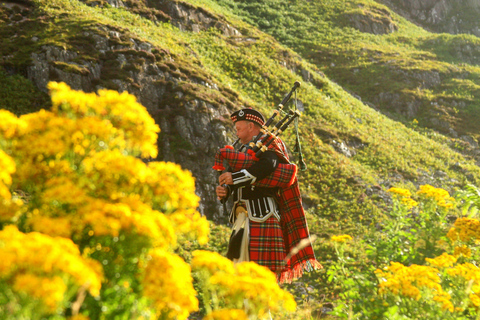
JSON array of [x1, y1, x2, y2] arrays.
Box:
[[25, 39, 236, 220], [377, 0, 480, 36]]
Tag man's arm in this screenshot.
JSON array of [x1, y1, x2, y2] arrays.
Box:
[[231, 150, 279, 186]]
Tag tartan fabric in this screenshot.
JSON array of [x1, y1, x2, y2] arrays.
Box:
[[268, 139, 322, 283], [277, 179, 322, 283], [249, 216, 286, 273], [214, 139, 322, 283], [214, 147, 297, 188]]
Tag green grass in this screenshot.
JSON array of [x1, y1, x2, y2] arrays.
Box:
[[201, 0, 480, 141]]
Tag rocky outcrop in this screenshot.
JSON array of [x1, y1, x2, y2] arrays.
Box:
[[79, 0, 241, 36], [25, 36, 237, 220], [160, 1, 241, 36], [346, 6, 398, 35], [377, 0, 480, 36]]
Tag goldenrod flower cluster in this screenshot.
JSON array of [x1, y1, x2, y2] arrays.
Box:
[[192, 250, 297, 318], [48, 81, 159, 158], [0, 82, 211, 318], [453, 245, 472, 258], [387, 187, 418, 208], [0, 149, 15, 199], [388, 187, 412, 198], [0, 225, 102, 310], [447, 217, 480, 243], [331, 234, 353, 243], [425, 252, 457, 268], [446, 262, 480, 307], [0, 148, 23, 220], [0, 109, 27, 139], [142, 249, 199, 320], [376, 262, 447, 305], [378, 251, 480, 312], [68, 315, 90, 320], [417, 184, 455, 208], [0, 83, 209, 242]]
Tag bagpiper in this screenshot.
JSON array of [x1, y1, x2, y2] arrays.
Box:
[[215, 107, 321, 283]]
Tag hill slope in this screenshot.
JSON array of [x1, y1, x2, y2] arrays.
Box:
[[1, 0, 480, 280]]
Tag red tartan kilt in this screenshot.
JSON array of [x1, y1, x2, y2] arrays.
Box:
[[214, 148, 297, 188], [249, 216, 286, 272]]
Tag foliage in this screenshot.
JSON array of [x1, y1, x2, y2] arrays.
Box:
[[323, 185, 480, 319], [192, 250, 296, 318], [0, 83, 295, 319], [0, 69, 50, 115]]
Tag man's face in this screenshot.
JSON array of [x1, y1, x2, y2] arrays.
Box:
[[235, 120, 254, 145]]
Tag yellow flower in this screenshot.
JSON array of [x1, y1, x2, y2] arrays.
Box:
[[0, 197, 23, 221], [417, 185, 455, 208], [47, 81, 160, 158], [453, 245, 472, 258], [146, 161, 200, 211], [446, 263, 480, 283], [0, 109, 27, 138], [13, 274, 67, 311], [27, 215, 72, 238], [0, 150, 15, 199], [387, 187, 418, 208], [470, 294, 480, 307], [68, 315, 90, 320], [331, 234, 353, 243], [447, 218, 480, 243], [192, 250, 235, 275], [210, 261, 296, 315], [0, 226, 102, 310], [433, 291, 454, 312], [388, 187, 412, 198], [170, 209, 209, 245], [401, 197, 418, 208], [426, 253, 457, 268], [376, 262, 442, 300], [78, 198, 177, 246], [142, 249, 198, 320]]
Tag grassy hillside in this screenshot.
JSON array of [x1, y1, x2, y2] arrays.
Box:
[[202, 0, 480, 142], [2, 0, 480, 247], [2, 0, 480, 317]]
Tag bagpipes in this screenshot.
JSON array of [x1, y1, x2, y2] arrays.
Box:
[[213, 81, 304, 191]]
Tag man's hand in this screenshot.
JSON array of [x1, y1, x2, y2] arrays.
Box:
[[216, 185, 228, 200], [216, 172, 233, 201], [218, 172, 233, 185]]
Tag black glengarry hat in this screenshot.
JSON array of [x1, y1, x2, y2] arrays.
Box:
[[230, 108, 265, 127]]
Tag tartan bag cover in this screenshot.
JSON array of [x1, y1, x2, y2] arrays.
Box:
[[213, 139, 322, 283], [213, 146, 297, 188]]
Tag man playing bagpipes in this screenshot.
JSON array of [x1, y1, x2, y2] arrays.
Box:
[[215, 106, 321, 284]]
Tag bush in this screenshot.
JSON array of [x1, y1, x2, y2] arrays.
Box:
[[0, 82, 294, 319]]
